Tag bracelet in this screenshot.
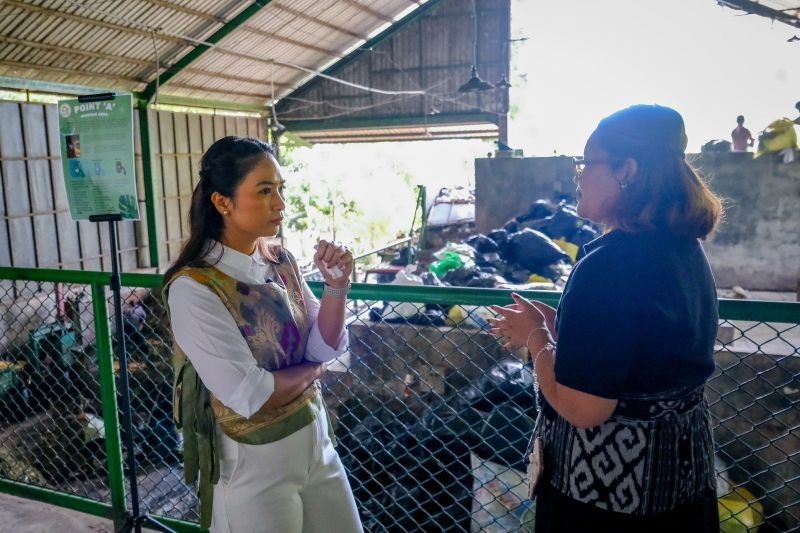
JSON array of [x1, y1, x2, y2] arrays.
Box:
[[525, 327, 549, 353], [533, 343, 555, 366], [323, 282, 351, 299]]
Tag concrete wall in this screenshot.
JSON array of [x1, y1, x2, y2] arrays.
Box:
[[475, 152, 800, 290]]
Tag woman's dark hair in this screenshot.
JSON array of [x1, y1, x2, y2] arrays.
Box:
[[591, 104, 723, 239], [163, 136, 278, 284]]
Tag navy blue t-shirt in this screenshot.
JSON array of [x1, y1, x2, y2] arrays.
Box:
[[554, 230, 718, 399]]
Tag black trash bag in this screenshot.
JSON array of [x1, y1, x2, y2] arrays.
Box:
[[502, 219, 520, 234], [475, 252, 505, 270], [387, 399, 478, 532], [338, 398, 474, 532], [418, 396, 484, 449], [337, 400, 417, 530], [477, 266, 500, 275], [503, 263, 533, 284], [387, 436, 473, 532], [442, 266, 480, 286], [543, 204, 585, 240], [420, 271, 446, 286], [403, 310, 447, 327], [465, 233, 499, 254], [517, 199, 557, 222], [390, 245, 416, 266], [465, 272, 505, 288], [368, 303, 389, 322], [530, 262, 564, 282], [487, 229, 509, 248], [461, 358, 536, 412], [476, 403, 536, 471], [504, 228, 569, 271], [701, 139, 732, 153]]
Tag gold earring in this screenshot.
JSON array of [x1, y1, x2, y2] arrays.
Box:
[[223, 210, 230, 216]]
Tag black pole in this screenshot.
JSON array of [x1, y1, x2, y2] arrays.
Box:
[[89, 214, 174, 533], [108, 218, 142, 531]]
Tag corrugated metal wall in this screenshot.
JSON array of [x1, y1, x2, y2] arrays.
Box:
[[0, 100, 267, 272], [277, 0, 510, 124]]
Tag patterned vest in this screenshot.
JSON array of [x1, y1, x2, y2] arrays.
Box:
[[165, 247, 328, 527]]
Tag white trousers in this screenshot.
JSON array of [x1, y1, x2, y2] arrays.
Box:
[[210, 411, 363, 533]]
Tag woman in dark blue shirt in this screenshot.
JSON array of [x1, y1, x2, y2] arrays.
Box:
[[490, 105, 723, 532]]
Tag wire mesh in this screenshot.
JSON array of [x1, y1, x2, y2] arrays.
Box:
[[0, 280, 109, 502], [0, 277, 798, 532]]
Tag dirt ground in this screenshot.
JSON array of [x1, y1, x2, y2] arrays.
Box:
[[0, 493, 159, 533]]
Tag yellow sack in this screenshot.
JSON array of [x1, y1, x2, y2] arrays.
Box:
[[553, 238, 579, 262], [718, 486, 764, 533], [755, 118, 798, 157]]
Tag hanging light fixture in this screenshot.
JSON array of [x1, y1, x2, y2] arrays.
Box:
[[494, 40, 512, 88], [270, 61, 286, 136], [458, 0, 493, 93]]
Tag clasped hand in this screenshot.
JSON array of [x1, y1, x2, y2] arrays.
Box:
[[313, 239, 353, 288]]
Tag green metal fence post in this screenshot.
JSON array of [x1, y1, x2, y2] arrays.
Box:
[[137, 104, 160, 270], [91, 281, 128, 528]]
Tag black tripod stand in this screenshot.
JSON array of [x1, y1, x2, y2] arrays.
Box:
[[90, 214, 175, 533]]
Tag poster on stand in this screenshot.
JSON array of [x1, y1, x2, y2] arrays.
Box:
[[57, 93, 139, 220]]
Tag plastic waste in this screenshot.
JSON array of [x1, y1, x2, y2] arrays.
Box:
[[382, 265, 426, 320], [503, 229, 569, 271], [718, 486, 764, 532], [756, 118, 798, 157], [429, 252, 466, 278]]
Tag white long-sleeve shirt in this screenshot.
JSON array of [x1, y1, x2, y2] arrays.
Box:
[[168, 241, 347, 418]]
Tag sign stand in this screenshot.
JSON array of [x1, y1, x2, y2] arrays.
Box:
[[89, 213, 174, 533], [70, 91, 173, 533]]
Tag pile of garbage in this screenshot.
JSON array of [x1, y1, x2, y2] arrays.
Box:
[[369, 197, 600, 326], [432, 197, 600, 288], [338, 358, 536, 532]]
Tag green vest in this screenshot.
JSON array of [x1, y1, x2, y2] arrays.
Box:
[[165, 248, 331, 528]]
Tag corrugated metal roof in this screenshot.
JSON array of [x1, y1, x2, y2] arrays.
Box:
[[718, 1, 800, 29], [0, 0, 431, 107]]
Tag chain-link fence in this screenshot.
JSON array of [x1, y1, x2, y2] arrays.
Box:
[[0, 269, 798, 532]]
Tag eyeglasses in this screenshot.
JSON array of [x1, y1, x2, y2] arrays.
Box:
[[572, 156, 620, 177]]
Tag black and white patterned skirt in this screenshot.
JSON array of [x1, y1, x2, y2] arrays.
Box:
[[536, 385, 715, 515]]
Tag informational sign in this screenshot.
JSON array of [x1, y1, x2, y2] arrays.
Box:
[[57, 93, 139, 220]]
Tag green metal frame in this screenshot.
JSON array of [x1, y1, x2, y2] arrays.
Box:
[[90, 282, 127, 527], [137, 106, 161, 269], [140, 0, 274, 103], [0, 264, 798, 531], [280, 112, 500, 132], [0, 266, 798, 323], [0, 76, 267, 113]]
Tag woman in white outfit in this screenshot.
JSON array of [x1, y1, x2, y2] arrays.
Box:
[[163, 136, 363, 533]]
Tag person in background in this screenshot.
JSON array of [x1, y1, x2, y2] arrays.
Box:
[[489, 105, 723, 532], [731, 114, 754, 151], [163, 136, 362, 533]]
